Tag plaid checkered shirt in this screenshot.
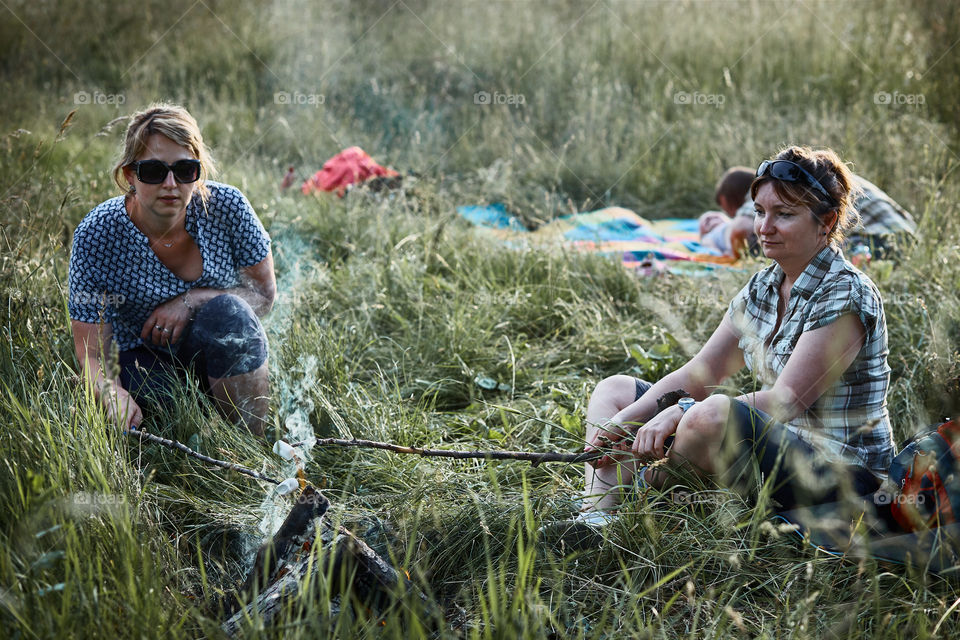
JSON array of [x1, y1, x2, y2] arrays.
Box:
[[727, 245, 895, 476], [851, 175, 916, 236]]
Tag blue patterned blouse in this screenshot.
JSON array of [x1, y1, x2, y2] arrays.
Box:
[[68, 182, 271, 352]]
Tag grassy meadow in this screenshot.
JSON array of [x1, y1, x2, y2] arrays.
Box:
[[2, 0, 960, 637]]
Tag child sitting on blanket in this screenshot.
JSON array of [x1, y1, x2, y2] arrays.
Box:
[[699, 166, 917, 261]]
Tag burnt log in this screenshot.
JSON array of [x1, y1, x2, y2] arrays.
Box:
[[221, 485, 421, 635], [244, 485, 329, 601]]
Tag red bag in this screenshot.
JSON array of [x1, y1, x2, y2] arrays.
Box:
[[301, 146, 398, 197]]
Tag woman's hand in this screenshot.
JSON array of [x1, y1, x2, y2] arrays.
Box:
[[141, 294, 193, 346], [100, 382, 143, 431], [631, 405, 683, 461], [699, 210, 730, 236], [585, 418, 638, 468]]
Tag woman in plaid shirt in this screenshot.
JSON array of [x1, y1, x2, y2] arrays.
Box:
[[580, 146, 894, 518]]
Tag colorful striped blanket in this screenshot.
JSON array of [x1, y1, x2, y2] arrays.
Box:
[[457, 204, 739, 275]]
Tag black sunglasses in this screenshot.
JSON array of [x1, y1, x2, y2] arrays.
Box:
[[756, 160, 836, 206], [129, 159, 202, 185]]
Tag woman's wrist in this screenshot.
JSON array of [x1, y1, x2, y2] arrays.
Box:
[[95, 378, 117, 401], [182, 290, 197, 315], [593, 416, 626, 444]]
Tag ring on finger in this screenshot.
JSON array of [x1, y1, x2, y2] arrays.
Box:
[[162, 328, 172, 333], [154, 324, 163, 331]]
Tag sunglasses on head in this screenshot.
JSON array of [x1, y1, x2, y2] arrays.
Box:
[[756, 159, 836, 206], [129, 159, 202, 185]]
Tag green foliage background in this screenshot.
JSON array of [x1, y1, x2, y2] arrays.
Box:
[[1, 0, 959, 637]]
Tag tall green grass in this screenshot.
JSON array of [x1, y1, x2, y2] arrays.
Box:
[[1, 0, 959, 637]]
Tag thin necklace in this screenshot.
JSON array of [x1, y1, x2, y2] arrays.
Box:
[[127, 195, 183, 249], [155, 228, 178, 248], [148, 227, 180, 250]]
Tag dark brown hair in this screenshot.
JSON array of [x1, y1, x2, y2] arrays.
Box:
[[714, 166, 754, 208]]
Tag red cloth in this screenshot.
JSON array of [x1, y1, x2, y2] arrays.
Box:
[[280, 166, 296, 191], [301, 146, 398, 196]]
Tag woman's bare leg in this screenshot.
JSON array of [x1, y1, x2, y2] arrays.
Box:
[[644, 394, 731, 488], [582, 375, 644, 512], [209, 361, 269, 437]]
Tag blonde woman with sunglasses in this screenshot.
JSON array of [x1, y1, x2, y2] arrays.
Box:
[[68, 104, 275, 436]]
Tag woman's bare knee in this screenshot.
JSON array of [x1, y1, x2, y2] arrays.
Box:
[[675, 395, 731, 447], [589, 375, 645, 413]]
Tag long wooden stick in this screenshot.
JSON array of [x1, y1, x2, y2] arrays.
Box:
[[128, 429, 611, 476], [315, 437, 601, 467], [128, 428, 281, 484]]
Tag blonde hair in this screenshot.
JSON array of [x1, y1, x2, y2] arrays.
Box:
[[112, 103, 216, 203], [751, 145, 861, 247]]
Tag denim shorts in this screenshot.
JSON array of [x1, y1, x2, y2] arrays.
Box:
[[632, 378, 879, 509], [118, 294, 268, 409]]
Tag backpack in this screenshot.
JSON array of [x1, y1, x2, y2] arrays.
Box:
[[888, 419, 960, 532]]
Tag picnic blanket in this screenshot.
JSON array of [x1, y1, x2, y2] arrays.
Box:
[[457, 204, 739, 275]]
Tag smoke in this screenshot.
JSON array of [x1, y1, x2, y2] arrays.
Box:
[[263, 228, 327, 338], [256, 227, 326, 536]]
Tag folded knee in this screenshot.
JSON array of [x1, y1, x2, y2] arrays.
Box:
[[677, 394, 731, 442], [189, 294, 268, 378], [593, 374, 645, 405], [195, 294, 256, 326]]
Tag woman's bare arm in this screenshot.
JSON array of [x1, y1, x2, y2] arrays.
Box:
[[736, 313, 865, 422], [72, 319, 143, 430], [183, 252, 277, 316], [612, 315, 745, 427], [140, 252, 277, 346], [587, 315, 745, 463]]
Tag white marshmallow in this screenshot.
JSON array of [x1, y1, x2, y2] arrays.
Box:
[[276, 478, 300, 495], [273, 440, 296, 461]]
